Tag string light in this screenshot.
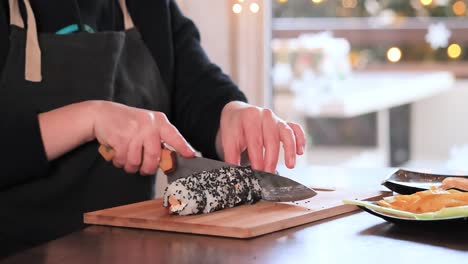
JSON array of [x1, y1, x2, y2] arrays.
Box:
[[232, 3, 242, 14], [447, 43, 462, 59], [250, 2, 260, 13], [387, 47, 402, 63], [453, 1, 466, 16], [311, 0, 324, 3], [420, 0, 432, 6]]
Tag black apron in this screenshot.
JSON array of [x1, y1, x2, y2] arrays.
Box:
[[0, 0, 170, 256]]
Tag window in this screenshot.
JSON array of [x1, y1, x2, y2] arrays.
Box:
[[270, 0, 467, 168]]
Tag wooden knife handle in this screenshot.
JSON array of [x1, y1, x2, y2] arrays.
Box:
[[98, 145, 115, 161], [159, 148, 177, 174], [98, 144, 177, 174]]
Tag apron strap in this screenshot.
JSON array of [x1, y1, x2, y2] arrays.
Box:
[[8, 0, 24, 28], [8, 0, 42, 82], [22, 0, 42, 82], [119, 0, 135, 30]]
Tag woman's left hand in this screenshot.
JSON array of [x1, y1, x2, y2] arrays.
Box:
[[218, 101, 306, 173]]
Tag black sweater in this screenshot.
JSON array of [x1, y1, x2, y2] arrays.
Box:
[[0, 0, 246, 257]]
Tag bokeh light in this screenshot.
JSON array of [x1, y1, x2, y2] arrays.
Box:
[[387, 47, 402, 62], [232, 3, 242, 14], [250, 2, 260, 13], [448, 43, 462, 59], [453, 1, 466, 16], [420, 0, 432, 6]]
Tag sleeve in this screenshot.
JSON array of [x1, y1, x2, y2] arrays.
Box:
[[0, 107, 50, 189], [168, 0, 248, 160], [0, 3, 49, 189]]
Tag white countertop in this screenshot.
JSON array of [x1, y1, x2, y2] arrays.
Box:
[[294, 71, 455, 118]]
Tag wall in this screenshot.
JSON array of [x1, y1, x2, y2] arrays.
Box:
[[176, 0, 232, 77], [177, 0, 270, 107]]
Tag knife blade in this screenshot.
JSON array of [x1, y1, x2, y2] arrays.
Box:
[[166, 152, 317, 202], [98, 145, 317, 202]]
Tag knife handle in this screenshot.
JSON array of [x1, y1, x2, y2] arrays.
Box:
[[98, 144, 177, 174], [159, 148, 177, 174]]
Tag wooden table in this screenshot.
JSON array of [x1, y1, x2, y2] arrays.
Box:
[[2, 166, 468, 264]]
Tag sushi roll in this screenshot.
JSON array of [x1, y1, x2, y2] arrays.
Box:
[[163, 166, 262, 215]]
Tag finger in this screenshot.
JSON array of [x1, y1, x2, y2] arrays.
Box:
[[223, 137, 242, 166], [160, 123, 195, 157], [279, 122, 296, 169], [140, 132, 161, 176], [124, 136, 143, 174], [244, 119, 264, 171], [263, 111, 280, 173], [157, 115, 195, 158], [287, 122, 306, 155], [111, 136, 129, 169]]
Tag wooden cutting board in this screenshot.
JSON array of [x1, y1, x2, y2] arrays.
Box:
[[84, 188, 390, 238]]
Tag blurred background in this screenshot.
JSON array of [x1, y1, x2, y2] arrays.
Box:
[[177, 0, 468, 173]]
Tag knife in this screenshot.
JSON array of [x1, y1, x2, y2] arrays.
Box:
[[98, 145, 317, 202]]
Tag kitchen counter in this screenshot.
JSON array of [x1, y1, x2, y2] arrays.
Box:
[[2, 166, 468, 264]]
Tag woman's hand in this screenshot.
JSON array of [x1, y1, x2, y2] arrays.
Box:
[[218, 101, 306, 173], [39, 100, 194, 175], [93, 101, 195, 175]]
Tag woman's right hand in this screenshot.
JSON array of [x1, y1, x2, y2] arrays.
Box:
[[92, 101, 195, 175]]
